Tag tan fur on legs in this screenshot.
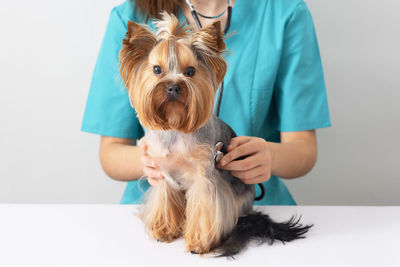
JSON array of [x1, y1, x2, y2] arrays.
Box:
[[182, 145, 238, 254], [141, 180, 186, 242], [184, 176, 238, 254]]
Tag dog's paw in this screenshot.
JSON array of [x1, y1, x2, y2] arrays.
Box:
[[186, 244, 211, 255], [152, 230, 181, 243]]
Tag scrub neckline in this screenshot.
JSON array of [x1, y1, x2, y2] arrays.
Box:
[[177, 0, 241, 36]]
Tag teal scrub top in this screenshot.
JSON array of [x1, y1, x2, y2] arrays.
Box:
[[81, 0, 331, 205]]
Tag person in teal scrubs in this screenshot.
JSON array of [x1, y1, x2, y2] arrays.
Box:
[[81, 0, 330, 205]]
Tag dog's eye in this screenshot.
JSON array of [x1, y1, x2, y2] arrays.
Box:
[[184, 66, 195, 77], [153, 65, 162, 75]]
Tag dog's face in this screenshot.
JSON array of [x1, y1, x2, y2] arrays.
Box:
[[119, 13, 227, 133]]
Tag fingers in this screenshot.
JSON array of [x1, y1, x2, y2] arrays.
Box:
[[138, 138, 148, 154], [141, 154, 158, 168], [218, 154, 260, 171], [217, 137, 272, 184], [141, 153, 163, 186], [148, 176, 162, 186], [232, 170, 271, 185], [143, 166, 164, 186], [241, 175, 270, 185], [143, 165, 163, 178], [226, 136, 251, 152], [219, 140, 259, 166], [231, 165, 270, 183]]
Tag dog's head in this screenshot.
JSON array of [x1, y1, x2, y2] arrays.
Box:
[[119, 12, 227, 133]]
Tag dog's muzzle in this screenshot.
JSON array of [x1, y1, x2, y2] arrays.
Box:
[[167, 84, 180, 101]]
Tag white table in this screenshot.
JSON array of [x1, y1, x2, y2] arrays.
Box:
[[0, 205, 399, 267]]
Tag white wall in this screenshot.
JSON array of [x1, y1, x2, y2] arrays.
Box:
[[285, 0, 400, 205], [0, 0, 399, 205], [0, 0, 126, 203]]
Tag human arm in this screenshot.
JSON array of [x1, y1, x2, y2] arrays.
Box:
[[217, 130, 317, 184], [99, 136, 141, 181], [216, 3, 330, 184], [100, 136, 164, 184], [81, 6, 163, 184]]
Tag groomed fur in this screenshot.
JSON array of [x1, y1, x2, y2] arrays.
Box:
[[119, 13, 226, 133], [218, 213, 313, 257], [141, 179, 186, 242], [119, 12, 312, 257]]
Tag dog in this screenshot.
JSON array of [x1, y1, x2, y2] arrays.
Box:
[[119, 12, 312, 256]]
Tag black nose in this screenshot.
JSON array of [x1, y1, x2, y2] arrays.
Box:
[[167, 84, 180, 98]]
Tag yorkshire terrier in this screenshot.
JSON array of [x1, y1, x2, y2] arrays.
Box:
[[119, 12, 312, 256]]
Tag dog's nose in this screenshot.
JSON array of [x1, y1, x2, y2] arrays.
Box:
[[167, 84, 180, 98]]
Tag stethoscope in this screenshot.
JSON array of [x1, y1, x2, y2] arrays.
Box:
[[185, 0, 232, 36], [185, 0, 266, 201], [185, 0, 232, 117]]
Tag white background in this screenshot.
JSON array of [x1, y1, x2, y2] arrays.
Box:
[[2, 205, 399, 267], [0, 0, 399, 205]]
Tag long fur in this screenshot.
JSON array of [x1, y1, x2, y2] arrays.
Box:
[[141, 179, 186, 242], [119, 12, 313, 257], [218, 213, 313, 257]]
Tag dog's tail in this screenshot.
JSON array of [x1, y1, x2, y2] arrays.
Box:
[[217, 212, 313, 257]]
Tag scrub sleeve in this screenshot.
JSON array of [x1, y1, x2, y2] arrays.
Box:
[[274, 3, 330, 132], [252, 1, 331, 204], [81, 7, 144, 139], [81, 6, 150, 203]]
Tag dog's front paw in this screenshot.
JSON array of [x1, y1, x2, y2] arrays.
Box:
[[151, 226, 182, 243], [184, 214, 221, 255], [149, 222, 182, 243], [185, 238, 212, 255]]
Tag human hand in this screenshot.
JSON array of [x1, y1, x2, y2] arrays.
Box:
[[217, 136, 272, 184], [138, 139, 164, 186]]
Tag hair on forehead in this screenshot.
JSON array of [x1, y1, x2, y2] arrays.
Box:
[[153, 11, 192, 41]]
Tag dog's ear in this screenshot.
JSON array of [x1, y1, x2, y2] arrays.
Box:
[[119, 21, 157, 88], [191, 21, 227, 87]]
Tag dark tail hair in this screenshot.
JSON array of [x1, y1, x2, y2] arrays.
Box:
[[217, 212, 313, 257]]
